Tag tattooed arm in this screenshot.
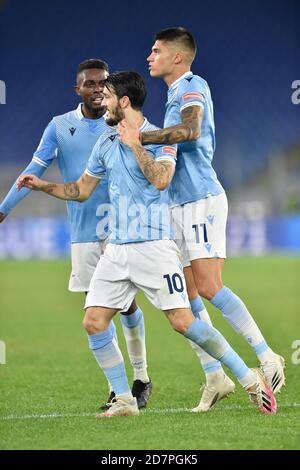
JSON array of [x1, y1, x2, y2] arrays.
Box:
[[131, 143, 175, 190], [117, 119, 175, 190], [141, 105, 203, 145], [16, 172, 100, 202]]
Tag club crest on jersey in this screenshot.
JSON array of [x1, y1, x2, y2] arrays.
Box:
[[162, 146, 176, 156], [69, 127, 76, 136], [183, 92, 204, 102]]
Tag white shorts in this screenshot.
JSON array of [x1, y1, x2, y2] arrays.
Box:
[[68, 240, 108, 292], [84, 240, 190, 312], [171, 193, 228, 268]]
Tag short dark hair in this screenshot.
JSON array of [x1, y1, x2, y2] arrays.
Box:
[[104, 71, 147, 110], [77, 59, 109, 78], [154, 27, 196, 62]]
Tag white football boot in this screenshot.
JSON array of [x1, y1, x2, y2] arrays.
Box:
[[97, 396, 139, 418], [260, 354, 285, 394], [191, 372, 236, 412]]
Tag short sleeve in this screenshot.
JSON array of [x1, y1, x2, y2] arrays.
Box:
[[149, 144, 177, 165], [178, 77, 206, 112], [32, 119, 58, 168]]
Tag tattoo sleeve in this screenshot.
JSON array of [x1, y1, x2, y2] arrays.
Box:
[[141, 105, 203, 145], [131, 143, 175, 189]]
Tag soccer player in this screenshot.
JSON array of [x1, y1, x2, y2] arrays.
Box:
[[142, 27, 285, 411], [17, 71, 277, 417], [0, 59, 152, 410]]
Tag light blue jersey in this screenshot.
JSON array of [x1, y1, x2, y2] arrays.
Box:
[[164, 71, 224, 207], [86, 118, 177, 244], [0, 104, 110, 243]]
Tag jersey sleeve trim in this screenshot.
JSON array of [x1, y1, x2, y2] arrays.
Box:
[[32, 156, 49, 168], [156, 156, 176, 165], [85, 169, 102, 180], [180, 101, 204, 112]]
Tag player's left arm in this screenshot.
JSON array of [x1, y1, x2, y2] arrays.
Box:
[[16, 171, 100, 202], [141, 105, 203, 145], [118, 120, 175, 190]]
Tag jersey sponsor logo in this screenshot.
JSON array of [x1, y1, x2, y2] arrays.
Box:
[[162, 146, 176, 156], [69, 127, 76, 136], [183, 92, 205, 102]]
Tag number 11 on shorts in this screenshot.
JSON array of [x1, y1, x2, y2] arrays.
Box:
[[192, 223, 208, 244]]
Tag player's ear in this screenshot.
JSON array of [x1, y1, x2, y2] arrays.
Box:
[[120, 96, 130, 109], [74, 85, 81, 97], [174, 52, 182, 65]]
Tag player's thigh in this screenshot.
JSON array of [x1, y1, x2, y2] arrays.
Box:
[[69, 239, 107, 292], [129, 240, 190, 311], [85, 244, 138, 313], [191, 258, 224, 299], [183, 193, 228, 261], [191, 258, 224, 283]]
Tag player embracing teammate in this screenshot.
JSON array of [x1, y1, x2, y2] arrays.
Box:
[[141, 27, 285, 411]]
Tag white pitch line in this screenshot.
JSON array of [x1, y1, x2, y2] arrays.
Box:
[[1, 403, 299, 421]]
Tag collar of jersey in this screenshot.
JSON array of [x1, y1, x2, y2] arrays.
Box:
[[169, 71, 193, 91], [140, 117, 149, 131], [75, 103, 105, 122]]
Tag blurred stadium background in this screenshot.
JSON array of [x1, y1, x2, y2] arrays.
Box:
[[0, 0, 299, 258]]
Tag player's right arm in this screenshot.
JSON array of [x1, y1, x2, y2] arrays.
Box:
[[141, 77, 206, 145], [0, 120, 57, 223], [16, 135, 106, 201], [141, 105, 203, 145], [16, 172, 100, 202]]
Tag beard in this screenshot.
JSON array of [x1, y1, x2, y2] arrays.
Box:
[[84, 99, 107, 117], [105, 105, 125, 126]]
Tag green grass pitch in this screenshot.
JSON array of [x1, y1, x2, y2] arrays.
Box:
[[0, 256, 300, 450]]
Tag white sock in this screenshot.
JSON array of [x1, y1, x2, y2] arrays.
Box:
[[238, 369, 256, 389], [120, 308, 150, 383]]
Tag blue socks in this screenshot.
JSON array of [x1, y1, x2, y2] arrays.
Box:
[[211, 287, 272, 363], [88, 326, 130, 396], [184, 318, 251, 384], [189, 296, 223, 375]]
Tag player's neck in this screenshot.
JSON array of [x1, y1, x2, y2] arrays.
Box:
[[81, 104, 105, 120], [123, 109, 145, 128], [164, 67, 191, 87]]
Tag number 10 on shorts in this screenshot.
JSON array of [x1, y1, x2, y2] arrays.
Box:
[[163, 273, 184, 294], [192, 223, 208, 244]]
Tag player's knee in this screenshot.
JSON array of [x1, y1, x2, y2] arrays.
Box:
[[83, 308, 108, 334], [196, 280, 222, 300], [171, 319, 187, 334], [82, 315, 95, 334], [168, 313, 192, 335]]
